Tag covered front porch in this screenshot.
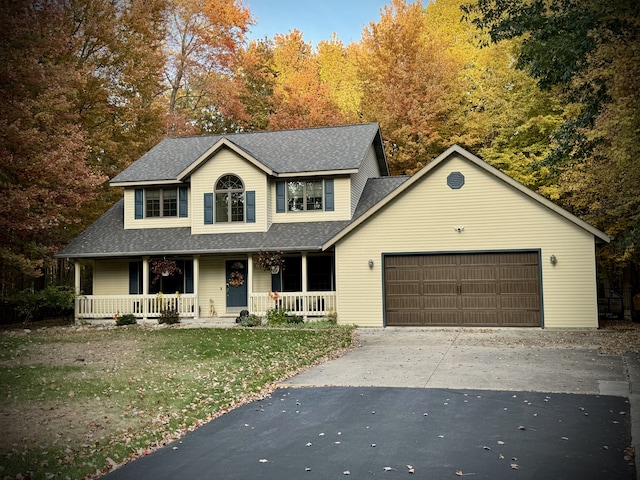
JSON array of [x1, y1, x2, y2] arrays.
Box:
[[72, 252, 336, 322], [74, 291, 337, 321]]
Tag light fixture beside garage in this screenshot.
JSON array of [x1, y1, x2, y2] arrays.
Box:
[[368, 259, 374, 268], [550, 255, 557, 265], [454, 226, 464, 233]]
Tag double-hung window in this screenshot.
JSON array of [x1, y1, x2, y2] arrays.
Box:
[[287, 180, 323, 212], [145, 188, 177, 217]]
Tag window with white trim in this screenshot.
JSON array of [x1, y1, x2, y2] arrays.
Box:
[[215, 174, 244, 222], [146, 188, 177, 217], [287, 180, 323, 212]]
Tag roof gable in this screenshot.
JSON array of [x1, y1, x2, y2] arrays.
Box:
[[323, 145, 610, 248], [110, 123, 388, 186]]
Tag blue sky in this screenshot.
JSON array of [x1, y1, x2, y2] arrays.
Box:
[[244, 0, 393, 46]]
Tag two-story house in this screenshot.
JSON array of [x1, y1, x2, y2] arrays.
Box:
[[58, 123, 610, 328]]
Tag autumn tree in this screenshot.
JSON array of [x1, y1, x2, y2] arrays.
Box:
[[165, 0, 252, 133], [357, 0, 459, 174], [463, 0, 640, 269], [0, 0, 105, 294]]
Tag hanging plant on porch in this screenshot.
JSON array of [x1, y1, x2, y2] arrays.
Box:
[[255, 250, 285, 274], [150, 257, 182, 284], [228, 271, 244, 287]]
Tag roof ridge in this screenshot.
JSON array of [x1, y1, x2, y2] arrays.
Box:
[[163, 122, 379, 140]]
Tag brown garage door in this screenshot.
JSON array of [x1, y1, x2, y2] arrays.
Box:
[[384, 252, 541, 327]]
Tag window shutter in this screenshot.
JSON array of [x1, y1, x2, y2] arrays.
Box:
[[246, 191, 256, 223], [324, 179, 334, 212], [178, 187, 188, 217], [204, 193, 214, 224], [184, 260, 194, 294], [129, 262, 139, 294], [276, 181, 285, 213], [134, 189, 144, 219]]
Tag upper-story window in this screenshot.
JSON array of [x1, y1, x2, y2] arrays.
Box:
[[146, 188, 177, 217], [134, 187, 188, 220], [287, 180, 323, 212], [215, 174, 244, 222], [276, 179, 334, 214]]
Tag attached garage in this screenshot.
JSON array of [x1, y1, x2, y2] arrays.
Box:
[[328, 145, 611, 329], [384, 252, 541, 327]]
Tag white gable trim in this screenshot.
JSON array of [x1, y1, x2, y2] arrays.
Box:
[[177, 138, 274, 180], [323, 144, 610, 249]]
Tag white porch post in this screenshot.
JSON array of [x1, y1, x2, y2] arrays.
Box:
[[247, 254, 254, 313], [74, 261, 81, 294], [74, 260, 81, 322], [193, 255, 200, 319], [142, 256, 149, 320], [301, 252, 308, 317]]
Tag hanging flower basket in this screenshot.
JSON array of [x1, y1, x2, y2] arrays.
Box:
[[254, 250, 285, 273], [150, 258, 182, 284]]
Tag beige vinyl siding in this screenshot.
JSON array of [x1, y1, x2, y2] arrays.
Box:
[[93, 260, 130, 295], [335, 154, 599, 328], [350, 144, 381, 217], [252, 267, 273, 293], [123, 188, 191, 230], [191, 149, 268, 235], [197, 256, 228, 317], [272, 176, 351, 223]]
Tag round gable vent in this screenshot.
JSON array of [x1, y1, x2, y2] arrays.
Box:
[[447, 171, 465, 189]]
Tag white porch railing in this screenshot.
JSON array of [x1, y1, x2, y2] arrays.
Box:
[[75, 294, 197, 319], [250, 292, 336, 317]]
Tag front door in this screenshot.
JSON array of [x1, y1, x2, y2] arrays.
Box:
[[226, 260, 248, 310]]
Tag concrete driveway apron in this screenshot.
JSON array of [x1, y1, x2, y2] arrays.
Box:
[[105, 328, 637, 480]]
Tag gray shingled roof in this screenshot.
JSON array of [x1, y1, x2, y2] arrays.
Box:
[[111, 123, 386, 184], [57, 200, 351, 258], [352, 176, 410, 221], [58, 174, 409, 258]]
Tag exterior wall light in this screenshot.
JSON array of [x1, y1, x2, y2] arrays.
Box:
[[550, 255, 557, 265], [454, 226, 464, 233], [368, 259, 374, 268]]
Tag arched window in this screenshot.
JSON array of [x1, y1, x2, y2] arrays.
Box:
[[215, 174, 244, 222]]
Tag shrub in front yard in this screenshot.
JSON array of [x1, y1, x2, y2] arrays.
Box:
[[115, 313, 137, 326], [158, 308, 180, 324], [266, 307, 303, 326], [240, 314, 263, 327]]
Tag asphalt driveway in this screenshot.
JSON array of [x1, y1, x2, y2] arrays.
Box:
[[106, 328, 638, 479]]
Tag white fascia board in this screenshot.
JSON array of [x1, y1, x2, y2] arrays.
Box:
[[110, 180, 183, 188], [274, 169, 358, 178]]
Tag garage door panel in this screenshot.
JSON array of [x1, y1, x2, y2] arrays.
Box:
[[460, 266, 495, 280], [422, 296, 458, 309], [501, 295, 540, 310], [385, 252, 541, 327], [386, 269, 421, 282], [386, 297, 421, 309], [386, 283, 420, 296], [501, 311, 540, 326], [423, 267, 458, 281], [462, 282, 497, 294], [501, 281, 539, 295], [422, 282, 458, 295], [461, 296, 498, 309], [498, 265, 539, 280]]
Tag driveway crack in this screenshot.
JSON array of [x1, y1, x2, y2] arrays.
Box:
[[424, 329, 461, 388]]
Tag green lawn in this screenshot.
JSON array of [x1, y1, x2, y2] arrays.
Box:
[[0, 325, 354, 479]]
